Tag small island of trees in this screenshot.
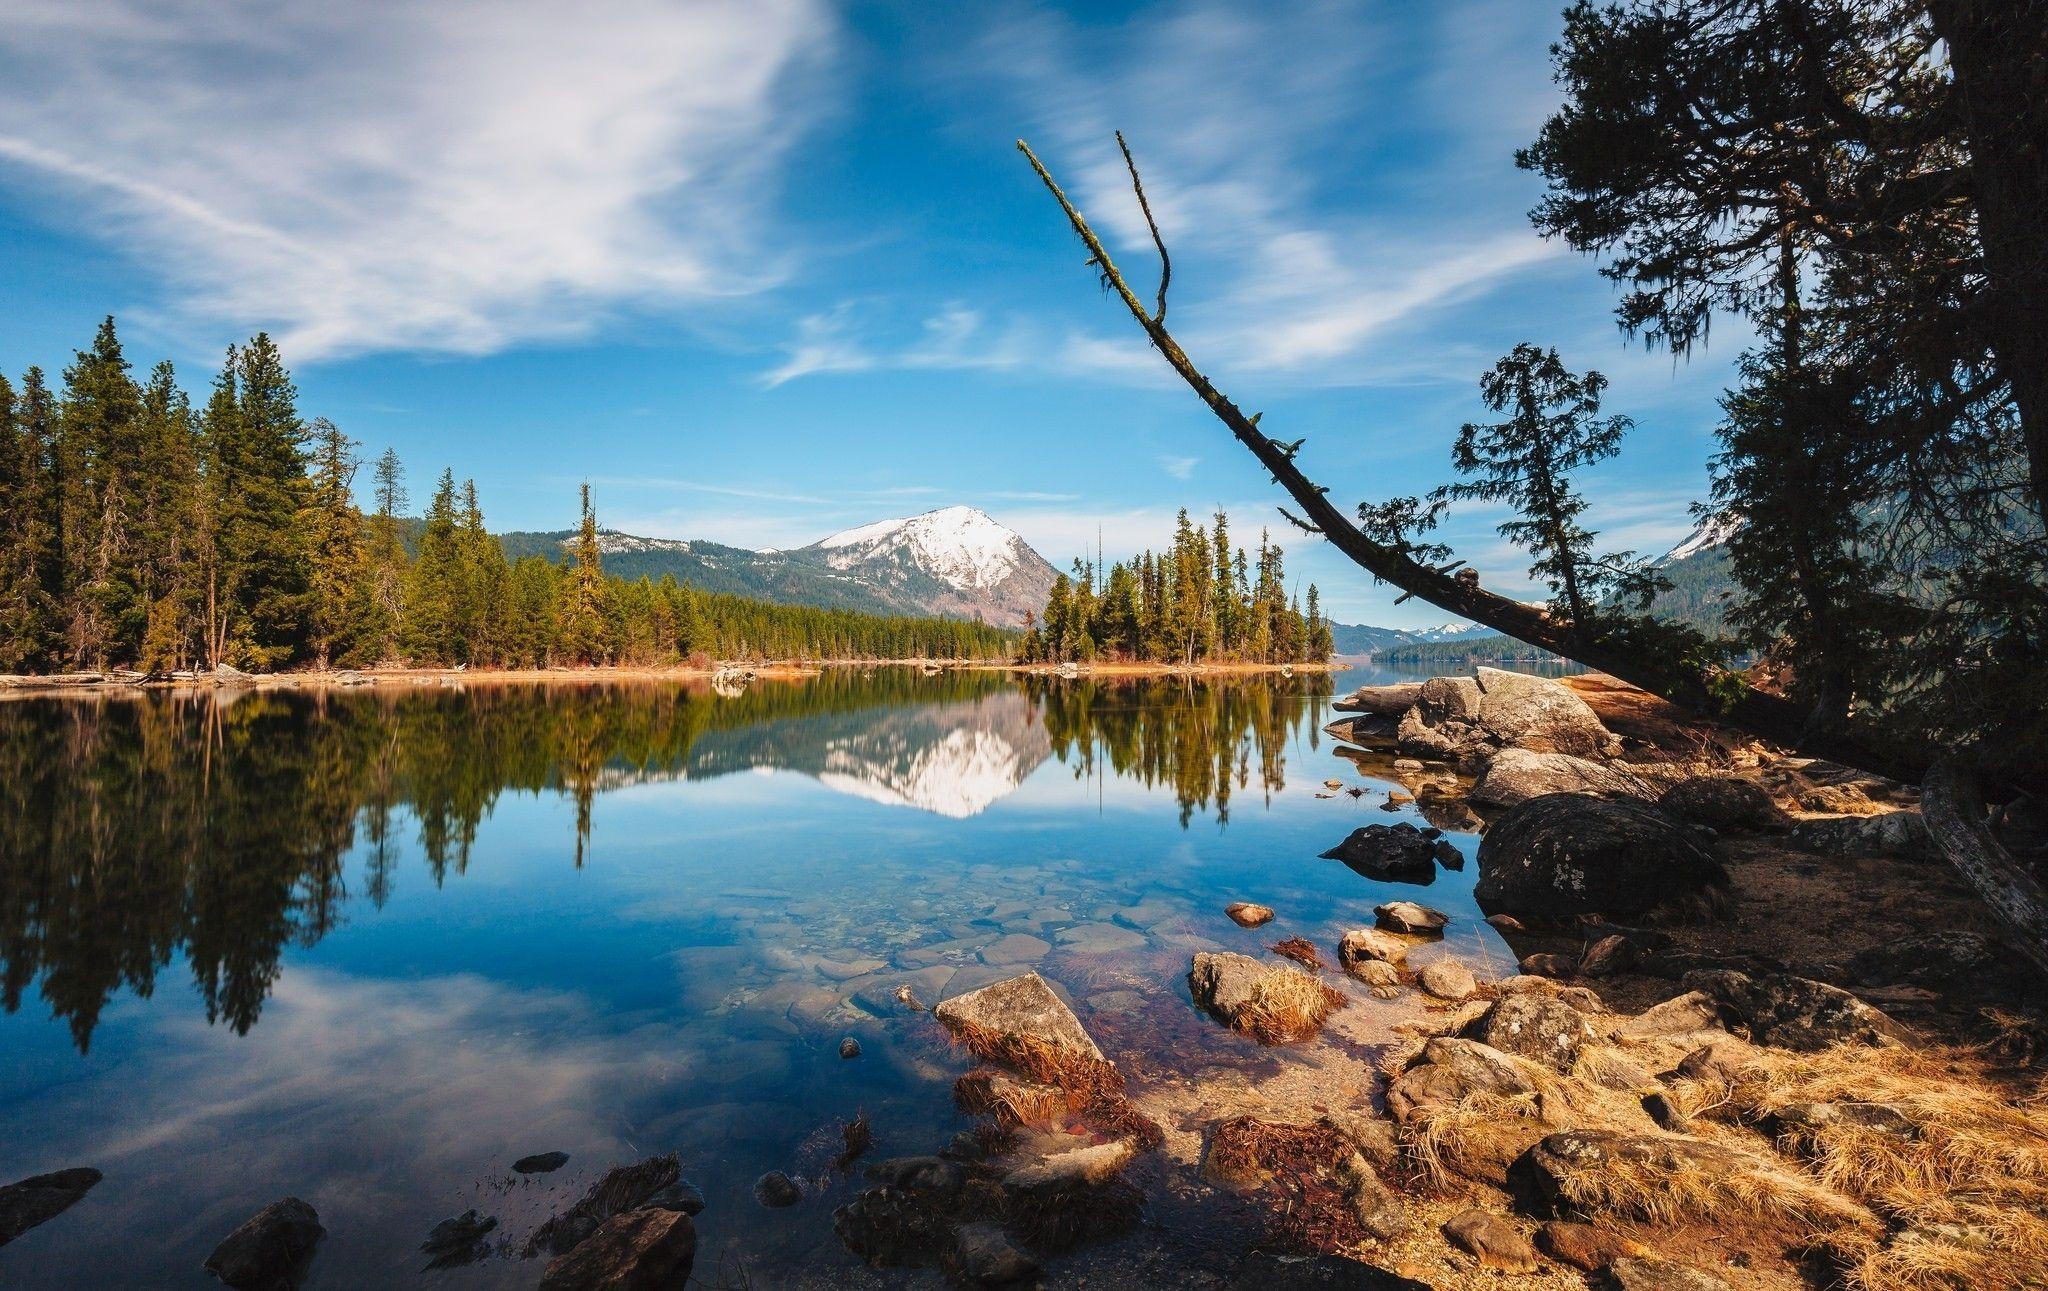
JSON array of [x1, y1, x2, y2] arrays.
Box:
[[1020, 509, 1333, 665]]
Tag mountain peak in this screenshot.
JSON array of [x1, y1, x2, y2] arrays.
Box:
[[811, 505, 1035, 594]]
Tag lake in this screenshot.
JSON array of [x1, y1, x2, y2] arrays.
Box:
[[0, 664, 1518, 1287]]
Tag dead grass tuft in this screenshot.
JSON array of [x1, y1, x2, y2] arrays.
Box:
[[1238, 968, 1347, 1045], [944, 1018, 1126, 1100], [1541, 1138, 1872, 1231], [1270, 937, 1326, 971], [834, 1111, 873, 1172], [1207, 1117, 1376, 1253], [1007, 1177, 1143, 1251], [954, 1068, 1079, 1127]]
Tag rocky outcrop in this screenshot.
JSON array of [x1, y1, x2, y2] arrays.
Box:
[[1658, 776, 1790, 833], [1475, 793, 1728, 919], [539, 1210, 696, 1291], [1189, 952, 1345, 1044], [0, 1167, 101, 1247], [1395, 669, 1621, 767], [1470, 749, 1654, 808], [204, 1197, 324, 1290], [1684, 970, 1901, 1051], [1227, 1250, 1434, 1289]]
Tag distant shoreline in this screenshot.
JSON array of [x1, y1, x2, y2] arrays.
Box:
[[0, 657, 1348, 698]]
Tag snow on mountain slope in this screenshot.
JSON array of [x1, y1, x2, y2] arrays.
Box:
[[1656, 512, 1744, 566], [812, 506, 1030, 592]]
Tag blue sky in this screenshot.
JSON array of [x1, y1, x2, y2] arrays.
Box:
[[0, 0, 1744, 627]]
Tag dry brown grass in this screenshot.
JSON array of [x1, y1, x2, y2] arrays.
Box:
[[1206, 1117, 1377, 1254], [1726, 1044, 2048, 1290], [943, 1017, 1126, 1100], [954, 1068, 1081, 1127], [1237, 967, 1347, 1045], [1538, 1135, 1873, 1232], [1270, 937, 1326, 970]]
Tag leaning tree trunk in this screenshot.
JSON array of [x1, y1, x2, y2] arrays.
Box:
[[1929, 0, 2048, 529], [1016, 138, 1926, 785], [1922, 759, 2048, 978]]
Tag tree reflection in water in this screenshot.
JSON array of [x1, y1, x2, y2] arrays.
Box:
[[0, 669, 1331, 1052]]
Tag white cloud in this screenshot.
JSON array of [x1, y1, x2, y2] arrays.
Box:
[[759, 301, 1033, 387], [0, 0, 832, 358], [1157, 454, 1199, 481]]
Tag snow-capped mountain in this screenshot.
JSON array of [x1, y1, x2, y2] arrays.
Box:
[[802, 506, 1058, 626], [1655, 512, 1744, 566], [499, 505, 1058, 628], [1412, 621, 1492, 642], [1326, 619, 1496, 654]]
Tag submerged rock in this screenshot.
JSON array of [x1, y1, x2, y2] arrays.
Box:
[[1470, 749, 1654, 808], [0, 1167, 101, 1247], [1475, 792, 1728, 919], [1226, 902, 1276, 927], [839, 1036, 862, 1060], [513, 1151, 570, 1175], [754, 1171, 802, 1208], [526, 1154, 682, 1257], [950, 1221, 1039, 1287], [204, 1197, 324, 1291], [538, 1209, 696, 1291], [420, 1210, 497, 1268]]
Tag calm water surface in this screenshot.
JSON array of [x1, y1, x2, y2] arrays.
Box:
[[0, 664, 1516, 1287]]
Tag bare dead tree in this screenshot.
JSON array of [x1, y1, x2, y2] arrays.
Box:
[[1015, 136, 1917, 782]]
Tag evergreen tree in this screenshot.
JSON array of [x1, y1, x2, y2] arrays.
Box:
[[403, 470, 465, 664], [557, 483, 608, 664], [367, 447, 408, 661], [0, 373, 55, 670], [204, 336, 311, 667], [135, 362, 204, 672], [303, 419, 372, 668], [1438, 344, 1657, 632], [61, 317, 145, 667]]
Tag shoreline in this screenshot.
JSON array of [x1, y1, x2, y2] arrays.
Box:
[[0, 657, 1348, 698]]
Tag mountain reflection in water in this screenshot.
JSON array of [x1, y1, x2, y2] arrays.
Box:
[[0, 669, 1331, 1053]]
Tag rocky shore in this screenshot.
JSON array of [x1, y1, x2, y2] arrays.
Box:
[[6, 666, 2041, 1288]]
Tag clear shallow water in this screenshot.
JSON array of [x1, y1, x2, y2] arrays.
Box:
[[0, 666, 1513, 1287]]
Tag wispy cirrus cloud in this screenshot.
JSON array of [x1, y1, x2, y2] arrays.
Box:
[[760, 302, 1034, 387], [0, 0, 833, 359]]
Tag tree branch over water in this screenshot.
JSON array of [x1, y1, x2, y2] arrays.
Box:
[[1014, 135, 1919, 784]]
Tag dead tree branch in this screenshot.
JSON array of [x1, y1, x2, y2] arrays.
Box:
[[1115, 131, 1171, 324], [1015, 134, 1923, 784]]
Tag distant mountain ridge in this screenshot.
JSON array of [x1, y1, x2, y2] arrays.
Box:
[[498, 505, 1057, 628], [1326, 619, 1500, 655]]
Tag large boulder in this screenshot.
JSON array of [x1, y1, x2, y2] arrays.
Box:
[[0, 1168, 101, 1247], [539, 1210, 696, 1291], [204, 1198, 324, 1290], [1658, 777, 1791, 833], [1684, 970, 1901, 1051], [1470, 749, 1655, 808], [1475, 793, 1728, 919], [1396, 669, 1621, 766], [1789, 810, 1934, 861]]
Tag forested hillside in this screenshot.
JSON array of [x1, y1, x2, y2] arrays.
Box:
[[0, 320, 1016, 672], [1021, 508, 1333, 664]]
